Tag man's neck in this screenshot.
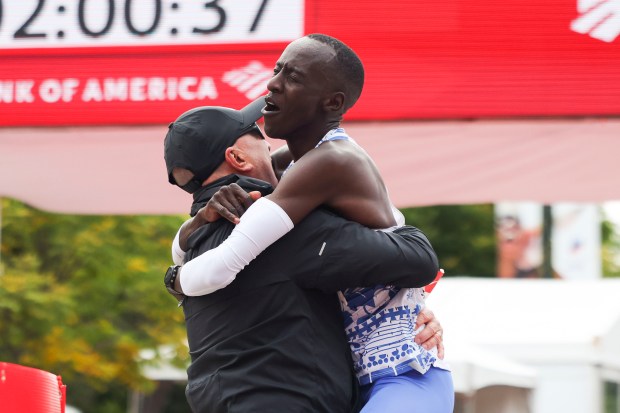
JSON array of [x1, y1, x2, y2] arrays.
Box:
[[286, 122, 341, 161]]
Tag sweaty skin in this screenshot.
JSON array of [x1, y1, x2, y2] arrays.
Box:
[[266, 139, 396, 228]]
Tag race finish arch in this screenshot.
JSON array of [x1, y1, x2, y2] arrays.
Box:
[[1, 0, 620, 213]]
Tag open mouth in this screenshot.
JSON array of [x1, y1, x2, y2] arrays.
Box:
[[264, 97, 280, 113]]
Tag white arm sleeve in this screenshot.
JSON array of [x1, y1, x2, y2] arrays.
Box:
[[172, 229, 186, 265], [180, 197, 294, 296]]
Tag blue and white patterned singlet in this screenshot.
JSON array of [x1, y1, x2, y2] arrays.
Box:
[[285, 128, 444, 385]]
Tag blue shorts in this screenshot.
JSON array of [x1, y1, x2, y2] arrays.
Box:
[[360, 367, 454, 413]]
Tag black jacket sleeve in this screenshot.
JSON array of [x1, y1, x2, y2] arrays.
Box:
[[296, 213, 439, 293]]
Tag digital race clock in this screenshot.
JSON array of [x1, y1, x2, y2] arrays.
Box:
[[0, 0, 304, 49]]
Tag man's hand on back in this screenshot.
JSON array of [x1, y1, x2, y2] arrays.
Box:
[[414, 307, 445, 359]]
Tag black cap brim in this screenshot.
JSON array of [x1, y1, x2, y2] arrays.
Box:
[[239, 96, 266, 131]]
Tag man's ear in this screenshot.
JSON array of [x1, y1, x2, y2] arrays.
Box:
[[224, 147, 252, 172], [324, 91, 345, 113]]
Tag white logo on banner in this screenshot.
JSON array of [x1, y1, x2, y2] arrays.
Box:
[[222, 61, 272, 100], [571, 0, 620, 42]]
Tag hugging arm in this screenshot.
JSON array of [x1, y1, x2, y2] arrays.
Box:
[[179, 214, 439, 297], [171, 183, 262, 266], [303, 223, 439, 292], [179, 197, 294, 295], [177, 150, 353, 296]]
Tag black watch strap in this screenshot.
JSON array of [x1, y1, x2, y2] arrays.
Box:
[[165, 265, 182, 295]]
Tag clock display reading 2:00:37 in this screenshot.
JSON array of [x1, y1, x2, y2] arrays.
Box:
[[0, 0, 304, 49]]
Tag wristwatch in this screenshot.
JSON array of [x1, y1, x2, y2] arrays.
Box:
[[164, 265, 182, 295]]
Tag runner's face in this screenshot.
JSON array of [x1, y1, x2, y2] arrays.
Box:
[[263, 38, 336, 140]]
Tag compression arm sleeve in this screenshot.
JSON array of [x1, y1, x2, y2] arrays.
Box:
[[172, 229, 186, 266], [180, 197, 294, 296]]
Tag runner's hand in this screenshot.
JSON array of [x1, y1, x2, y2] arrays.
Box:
[[197, 183, 262, 224]]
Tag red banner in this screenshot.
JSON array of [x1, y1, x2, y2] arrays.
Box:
[[2, 45, 285, 126], [1, 0, 619, 126]]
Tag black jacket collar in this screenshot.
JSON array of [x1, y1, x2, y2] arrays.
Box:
[[190, 174, 274, 217]]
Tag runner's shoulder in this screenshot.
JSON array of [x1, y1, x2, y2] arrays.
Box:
[[311, 139, 367, 170]]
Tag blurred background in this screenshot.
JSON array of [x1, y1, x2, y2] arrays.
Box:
[[1, 0, 620, 412]]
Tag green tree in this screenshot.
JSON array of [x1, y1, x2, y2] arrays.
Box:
[[602, 216, 620, 277], [402, 204, 620, 279], [401, 204, 497, 277], [0, 198, 188, 412]]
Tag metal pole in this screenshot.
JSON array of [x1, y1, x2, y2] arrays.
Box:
[[542, 204, 553, 278]]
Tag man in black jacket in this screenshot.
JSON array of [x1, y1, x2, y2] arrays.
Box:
[[163, 98, 443, 413]]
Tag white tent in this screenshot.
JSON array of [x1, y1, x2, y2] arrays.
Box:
[[448, 343, 536, 395], [426, 277, 620, 413]]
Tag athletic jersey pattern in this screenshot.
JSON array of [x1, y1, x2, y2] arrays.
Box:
[[286, 128, 439, 385]]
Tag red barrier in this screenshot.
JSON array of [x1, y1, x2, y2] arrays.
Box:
[[0, 362, 66, 413]]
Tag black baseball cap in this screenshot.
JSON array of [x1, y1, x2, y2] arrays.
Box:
[[164, 96, 265, 193]]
